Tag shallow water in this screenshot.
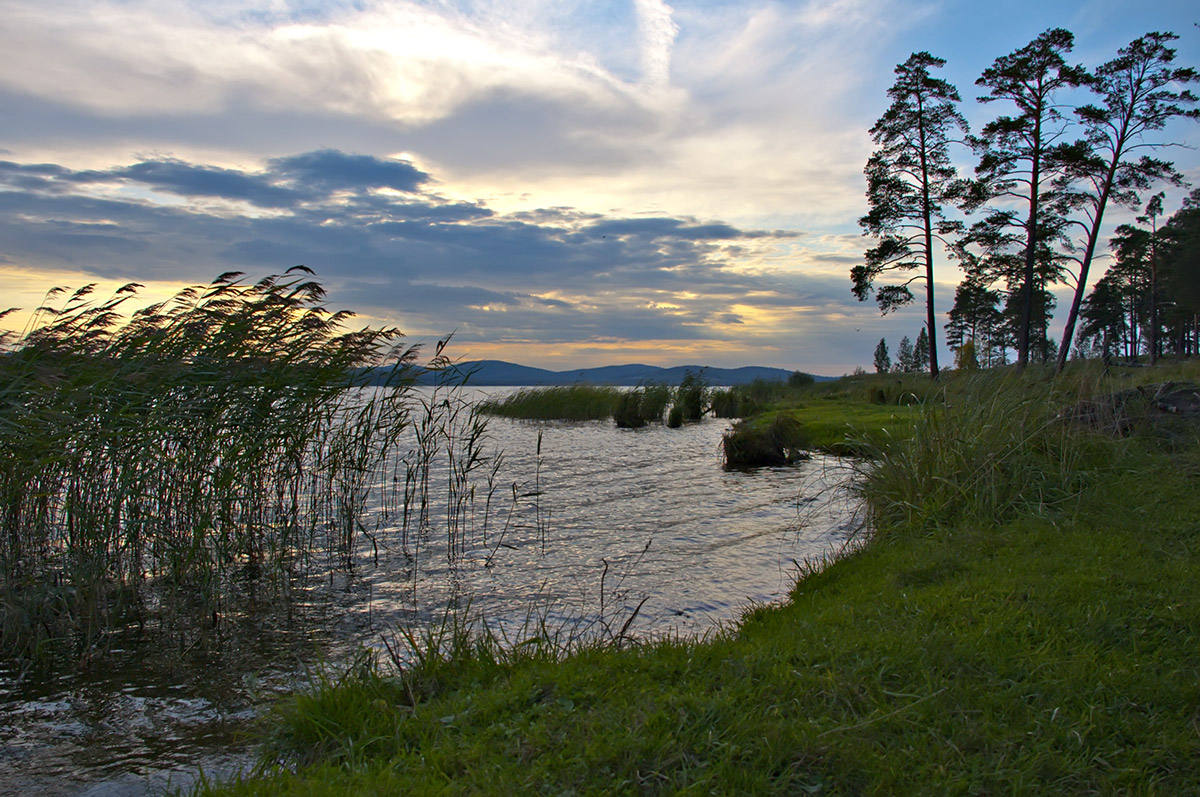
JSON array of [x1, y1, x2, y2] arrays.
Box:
[[0, 402, 859, 795]]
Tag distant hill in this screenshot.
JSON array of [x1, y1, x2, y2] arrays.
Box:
[[371, 360, 834, 386]]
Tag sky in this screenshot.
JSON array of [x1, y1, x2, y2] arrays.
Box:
[[1, 0, 1198, 376]]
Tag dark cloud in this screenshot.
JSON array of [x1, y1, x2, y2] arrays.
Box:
[[396, 88, 657, 175], [115, 159, 297, 206], [0, 149, 823, 350], [585, 217, 755, 241], [0, 150, 430, 210], [0, 160, 91, 193], [268, 149, 429, 195], [343, 195, 493, 223]]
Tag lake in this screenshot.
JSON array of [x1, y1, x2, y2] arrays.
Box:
[[0, 391, 860, 795]]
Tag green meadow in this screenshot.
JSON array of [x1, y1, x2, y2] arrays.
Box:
[[202, 362, 1200, 794]]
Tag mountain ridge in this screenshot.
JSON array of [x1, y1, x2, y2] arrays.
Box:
[[406, 360, 834, 386]]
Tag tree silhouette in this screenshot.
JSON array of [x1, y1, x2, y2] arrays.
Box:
[[966, 28, 1087, 370], [895, 335, 916, 373], [1054, 31, 1198, 372], [946, 277, 1003, 365], [914, 327, 931, 372], [1140, 193, 1166, 364], [873, 337, 891, 373], [1081, 222, 1153, 361], [853, 52, 967, 378], [1160, 188, 1200, 355]]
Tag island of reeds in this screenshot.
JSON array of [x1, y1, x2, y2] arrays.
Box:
[[475, 371, 710, 428]]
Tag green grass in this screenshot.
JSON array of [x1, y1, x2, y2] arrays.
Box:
[[203, 364, 1200, 794], [719, 396, 919, 463]]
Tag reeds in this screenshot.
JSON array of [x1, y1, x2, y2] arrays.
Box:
[[721, 414, 812, 468], [710, 373, 815, 418], [477, 383, 678, 427], [0, 270, 489, 659], [477, 385, 623, 421]]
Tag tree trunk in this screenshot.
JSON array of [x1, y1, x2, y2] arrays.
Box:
[[917, 93, 939, 379], [1018, 117, 1043, 372]]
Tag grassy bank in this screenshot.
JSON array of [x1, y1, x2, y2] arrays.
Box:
[[205, 365, 1200, 794], [716, 374, 926, 465]]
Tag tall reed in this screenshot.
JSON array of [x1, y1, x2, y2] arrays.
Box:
[[0, 270, 491, 659], [477, 385, 622, 421]]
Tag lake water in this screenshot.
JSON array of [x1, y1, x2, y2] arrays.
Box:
[[0, 394, 861, 795]]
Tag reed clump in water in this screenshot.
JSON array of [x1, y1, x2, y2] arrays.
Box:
[[614, 383, 673, 428], [667, 372, 707, 428], [478, 382, 697, 429], [477, 385, 623, 421], [0, 269, 450, 660], [721, 413, 811, 467]]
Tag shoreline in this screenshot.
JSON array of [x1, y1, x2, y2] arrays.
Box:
[[204, 362, 1200, 793]]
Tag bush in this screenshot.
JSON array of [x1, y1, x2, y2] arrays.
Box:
[[788, 370, 815, 389]]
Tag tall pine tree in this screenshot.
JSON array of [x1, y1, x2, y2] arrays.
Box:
[[966, 28, 1087, 370], [852, 52, 967, 378], [1054, 32, 1198, 372]]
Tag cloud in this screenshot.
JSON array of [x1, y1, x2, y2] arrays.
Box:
[[634, 0, 679, 90], [11, 0, 1193, 373], [0, 150, 430, 211], [268, 150, 430, 194], [584, 217, 751, 240], [115, 159, 298, 206], [0, 148, 839, 364]]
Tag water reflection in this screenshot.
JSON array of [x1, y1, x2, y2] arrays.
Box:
[[0, 407, 859, 795]]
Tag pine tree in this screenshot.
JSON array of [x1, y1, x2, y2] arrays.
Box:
[[873, 337, 891, 373], [946, 277, 1002, 365], [1160, 188, 1200, 356], [852, 52, 967, 378], [914, 327, 931, 372], [1055, 32, 1198, 372], [966, 28, 1087, 370], [895, 336, 916, 373]]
